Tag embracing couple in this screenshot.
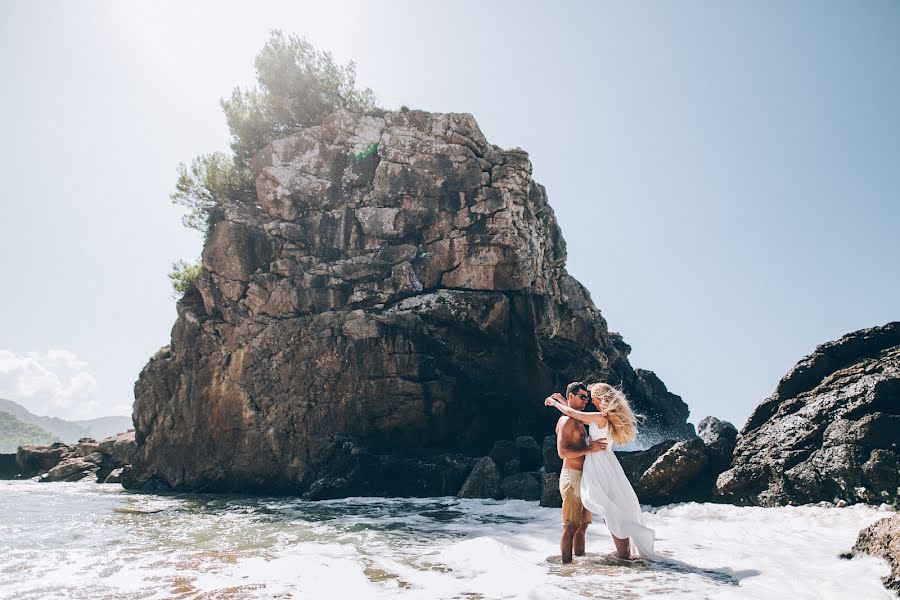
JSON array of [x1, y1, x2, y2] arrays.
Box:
[[545, 381, 658, 564]]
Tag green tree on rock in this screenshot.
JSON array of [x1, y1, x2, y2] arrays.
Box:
[[167, 260, 203, 299], [223, 30, 378, 165], [168, 30, 379, 296]]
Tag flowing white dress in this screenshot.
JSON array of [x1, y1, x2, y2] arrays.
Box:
[[580, 423, 658, 560]]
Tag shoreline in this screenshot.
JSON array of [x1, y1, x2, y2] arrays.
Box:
[[1, 480, 894, 599]]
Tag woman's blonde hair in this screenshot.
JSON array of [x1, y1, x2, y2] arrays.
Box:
[[588, 383, 640, 446]]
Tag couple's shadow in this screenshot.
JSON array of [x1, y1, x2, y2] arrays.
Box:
[[545, 551, 760, 587]]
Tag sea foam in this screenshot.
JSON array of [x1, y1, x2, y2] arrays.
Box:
[[0, 480, 893, 599]]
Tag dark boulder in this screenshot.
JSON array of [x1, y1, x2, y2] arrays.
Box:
[[540, 472, 562, 508], [0, 453, 18, 479], [717, 322, 900, 506], [302, 438, 476, 500], [458, 456, 502, 499], [634, 438, 710, 501], [697, 416, 737, 472], [542, 435, 563, 474], [499, 459, 521, 477], [515, 436, 542, 471], [488, 440, 524, 476], [501, 472, 541, 501], [616, 440, 676, 485], [617, 432, 735, 504]]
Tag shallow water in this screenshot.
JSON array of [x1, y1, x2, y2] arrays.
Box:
[[0, 480, 894, 599]]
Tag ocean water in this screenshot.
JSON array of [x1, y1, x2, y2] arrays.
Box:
[[0, 480, 894, 599]]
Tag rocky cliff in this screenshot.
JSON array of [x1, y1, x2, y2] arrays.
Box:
[[127, 109, 693, 496], [717, 322, 900, 506]]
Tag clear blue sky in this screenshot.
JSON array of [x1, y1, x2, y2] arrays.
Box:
[[1, 1, 897, 426]]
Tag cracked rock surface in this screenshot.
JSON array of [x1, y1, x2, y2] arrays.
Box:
[[127, 109, 693, 496], [717, 322, 900, 506]]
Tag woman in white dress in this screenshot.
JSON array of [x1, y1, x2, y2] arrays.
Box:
[[545, 383, 658, 561]]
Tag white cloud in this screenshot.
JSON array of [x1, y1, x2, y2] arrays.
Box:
[[0, 349, 99, 419], [45, 349, 89, 370]]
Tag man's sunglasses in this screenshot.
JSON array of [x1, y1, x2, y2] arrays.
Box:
[[576, 392, 589, 400]]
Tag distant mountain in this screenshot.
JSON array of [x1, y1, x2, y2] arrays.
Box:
[[0, 410, 55, 453], [0, 399, 132, 444], [73, 415, 133, 440], [0, 398, 88, 441]]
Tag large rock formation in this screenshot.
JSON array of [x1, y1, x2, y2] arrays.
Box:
[[127, 109, 693, 496], [717, 322, 900, 506]]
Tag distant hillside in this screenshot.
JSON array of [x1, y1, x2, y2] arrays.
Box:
[[0, 399, 88, 441], [0, 399, 131, 444], [0, 410, 55, 453], [73, 415, 133, 440]]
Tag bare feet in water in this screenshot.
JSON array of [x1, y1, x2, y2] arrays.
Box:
[[613, 535, 631, 560]]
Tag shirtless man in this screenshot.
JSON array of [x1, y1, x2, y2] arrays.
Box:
[[553, 381, 608, 564]]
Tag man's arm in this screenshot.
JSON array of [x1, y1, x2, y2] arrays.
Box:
[[557, 422, 607, 458], [545, 394, 609, 426], [558, 441, 605, 459], [558, 438, 607, 458]]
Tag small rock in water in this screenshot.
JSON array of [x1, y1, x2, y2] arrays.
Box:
[[540, 472, 562, 508], [852, 513, 900, 592], [104, 467, 125, 484], [500, 472, 541, 501], [44, 457, 99, 482], [457, 457, 501, 499]]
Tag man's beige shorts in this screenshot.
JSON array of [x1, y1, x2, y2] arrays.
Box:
[[559, 468, 592, 527]]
